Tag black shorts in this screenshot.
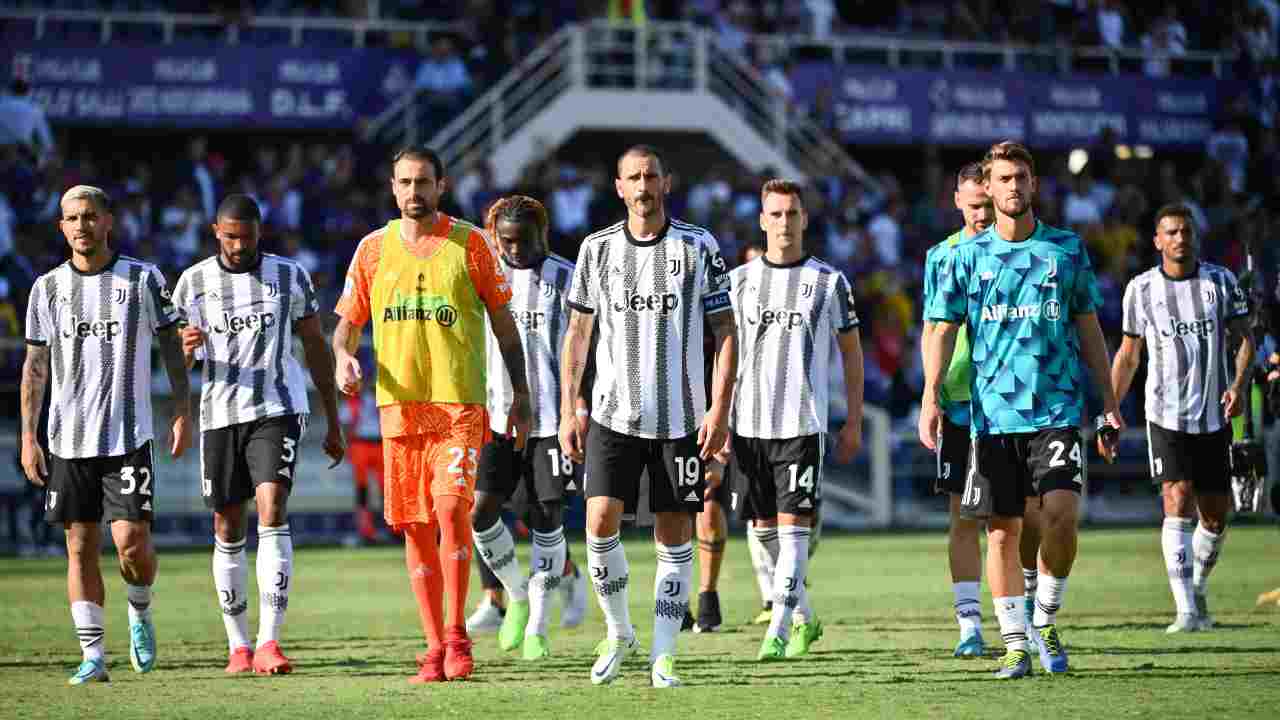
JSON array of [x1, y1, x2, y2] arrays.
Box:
[[478, 434, 580, 505], [200, 414, 307, 510], [46, 441, 156, 524], [583, 421, 704, 514], [730, 434, 823, 520], [1146, 422, 1230, 494], [935, 417, 972, 495], [965, 427, 1084, 519]]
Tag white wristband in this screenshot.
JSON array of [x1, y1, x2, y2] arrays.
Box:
[[575, 408, 589, 418]]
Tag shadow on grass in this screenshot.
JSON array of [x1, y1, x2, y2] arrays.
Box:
[[1074, 644, 1280, 656]]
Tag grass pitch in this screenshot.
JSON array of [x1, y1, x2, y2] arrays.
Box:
[[2, 527, 1279, 719]]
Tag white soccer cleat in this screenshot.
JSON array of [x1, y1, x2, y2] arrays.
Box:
[[1165, 614, 1200, 634], [465, 598, 504, 634], [590, 635, 639, 685], [560, 566, 588, 629], [650, 653, 682, 688]]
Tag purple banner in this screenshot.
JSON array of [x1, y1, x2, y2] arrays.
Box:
[[791, 62, 1244, 149], [2, 43, 421, 130]]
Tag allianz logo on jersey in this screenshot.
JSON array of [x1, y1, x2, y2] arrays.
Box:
[[383, 287, 459, 327], [980, 300, 1062, 323], [1160, 317, 1214, 339], [59, 314, 122, 341], [210, 309, 277, 335], [612, 289, 679, 314], [745, 306, 807, 329]]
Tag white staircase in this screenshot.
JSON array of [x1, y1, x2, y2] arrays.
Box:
[[366, 21, 876, 189]]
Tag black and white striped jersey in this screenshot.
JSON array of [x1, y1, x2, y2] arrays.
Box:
[[24, 254, 180, 459], [486, 253, 575, 438], [568, 218, 731, 440], [729, 255, 859, 439], [1122, 262, 1248, 434], [172, 253, 318, 432]]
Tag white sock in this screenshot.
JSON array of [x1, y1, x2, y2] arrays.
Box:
[[528, 527, 567, 638], [213, 537, 251, 651], [651, 541, 693, 662], [747, 522, 777, 606], [475, 520, 529, 602], [1162, 517, 1196, 615], [1192, 525, 1225, 596], [768, 526, 811, 639], [586, 532, 632, 640], [71, 600, 106, 662], [993, 596, 1027, 652], [953, 581, 982, 635], [256, 524, 293, 648], [1033, 572, 1068, 627], [126, 583, 153, 624], [1022, 567, 1037, 612]]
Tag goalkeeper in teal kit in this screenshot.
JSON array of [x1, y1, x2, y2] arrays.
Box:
[[919, 141, 1123, 680]]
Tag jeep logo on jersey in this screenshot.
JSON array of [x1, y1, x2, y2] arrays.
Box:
[[747, 306, 807, 329], [211, 310, 277, 335], [514, 310, 546, 329], [612, 289, 679, 314], [1160, 316, 1215, 339], [59, 314, 122, 340], [980, 303, 1043, 322]]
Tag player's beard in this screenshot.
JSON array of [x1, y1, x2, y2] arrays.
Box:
[[225, 249, 258, 270], [402, 196, 434, 220], [630, 193, 663, 220], [998, 195, 1031, 219]]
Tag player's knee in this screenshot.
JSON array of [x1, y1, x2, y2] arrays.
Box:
[[64, 527, 100, 561], [1162, 481, 1194, 518], [949, 516, 983, 543], [470, 493, 503, 530]]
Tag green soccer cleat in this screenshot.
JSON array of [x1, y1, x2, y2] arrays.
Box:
[[752, 603, 773, 625], [756, 635, 786, 661], [785, 618, 823, 658], [522, 633, 550, 661], [498, 599, 530, 651], [993, 649, 1032, 679], [129, 617, 156, 673], [650, 653, 682, 688], [68, 658, 110, 685], [591, 635, 639, 685]]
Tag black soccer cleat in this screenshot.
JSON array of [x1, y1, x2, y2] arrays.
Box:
[[694, 591, 722, 633]]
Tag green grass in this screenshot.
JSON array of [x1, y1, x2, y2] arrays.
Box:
[[3, 527, 1280, 719]]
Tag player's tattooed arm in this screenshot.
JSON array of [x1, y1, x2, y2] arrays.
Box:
[[298, 315, 345, 466], [157, 324, 194, 458], [19, 344, 50, 484], [559, 309, 596, 463], [488, 304, 532, 448]]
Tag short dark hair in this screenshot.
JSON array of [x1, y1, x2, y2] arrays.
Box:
[[391, 144, 445, 181], [1153, 203, 1196, 233], [617, 144, 667, 177], [760, 179, 805, 208], [216, 193, 262, 223], [956, 161, 985, 190]]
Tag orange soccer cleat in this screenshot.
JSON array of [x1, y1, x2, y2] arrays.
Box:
[[225, 646, 254, 674], [252, 641, 293, 675], [411, 648, 446, 683], [443, 628, 474, 680]]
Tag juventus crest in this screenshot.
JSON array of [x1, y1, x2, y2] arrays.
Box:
[[667, 258, 682, 276]]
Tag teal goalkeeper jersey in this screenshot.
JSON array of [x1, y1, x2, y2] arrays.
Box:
[[922, 230, 972, 427], [926, 221, 1102, 436]]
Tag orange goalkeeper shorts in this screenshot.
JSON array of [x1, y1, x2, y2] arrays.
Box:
[[381, 411, 489, 528]]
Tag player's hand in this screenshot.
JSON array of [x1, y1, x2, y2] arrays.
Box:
[[713, 434, 731, 465], [1222, 387, 1245, 419], [1095, 409, 1124, 464], [918, 399, 942, 452], [336, 353, 363, 396], [703, 461, 723, 502], [170, 412, 192, 458], [323, 423, 346, 468], [507, 391, 532, 451], [560, 410, 588, 464], [834, 418, 862, 464], [20, 436, 48, 487], [698, 407, 729, 460], [180, 324, 206, 360]]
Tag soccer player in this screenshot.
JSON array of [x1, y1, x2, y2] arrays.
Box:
[[470, 194, 588, 659], [728, 180, 863, 661], [920, 162, 993, 658], [20, 185, 192, 684], [559, 145, 737, 688], [333, 145, 530, 683], [1108, 204, 1253, 633], [174, 194, 345, 674], [921, 141, 1123, 679]]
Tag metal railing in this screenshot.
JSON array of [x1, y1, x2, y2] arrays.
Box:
[[750, 32, 1235, 77], [366, 21, 879, 190], [0, 8, 463, 48]]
